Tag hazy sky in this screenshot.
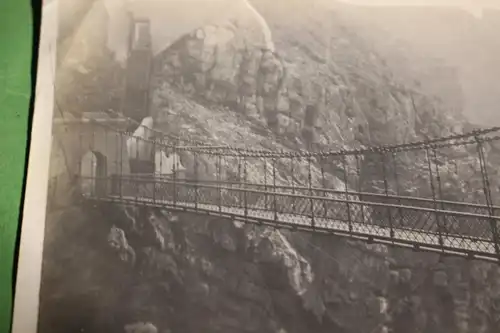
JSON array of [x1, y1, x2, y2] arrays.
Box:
[[338, 0, 500, 16]]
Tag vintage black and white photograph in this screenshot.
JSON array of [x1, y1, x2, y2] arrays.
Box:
[[12, 0, 500, 332]]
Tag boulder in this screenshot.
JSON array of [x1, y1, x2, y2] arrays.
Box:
[[433, 270, 448, 287], [124, 322, 158, 333]]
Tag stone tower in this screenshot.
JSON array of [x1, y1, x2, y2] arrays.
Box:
[[123, 15, 153, 123]]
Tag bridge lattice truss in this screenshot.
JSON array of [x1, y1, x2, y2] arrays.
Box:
[[79, 120, 500, 263]]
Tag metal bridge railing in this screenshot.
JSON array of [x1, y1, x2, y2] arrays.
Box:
[[82, 175, 500, 262], [74, 119, 500, 263]]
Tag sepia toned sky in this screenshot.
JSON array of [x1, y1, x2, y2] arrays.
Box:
[[338, 0, 500, 16], [122, 0, 500, 16]]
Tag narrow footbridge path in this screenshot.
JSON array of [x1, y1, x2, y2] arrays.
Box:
[[72, 117, 500, 263]]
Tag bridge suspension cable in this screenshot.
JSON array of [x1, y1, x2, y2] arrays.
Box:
[[91, 102, 500, 158], [86, 116, 500, 159], [74, 105, 500, 158]]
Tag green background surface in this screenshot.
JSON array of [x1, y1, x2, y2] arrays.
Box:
[[0, 0, 32, 332]]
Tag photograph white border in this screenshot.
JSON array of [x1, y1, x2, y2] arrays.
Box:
[[11, 2, 59, 333]]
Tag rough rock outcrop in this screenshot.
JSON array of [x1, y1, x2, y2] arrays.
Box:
[[154, 20, 286, 126], [41, 1, 500, 333], [151, 1, 465, 152]]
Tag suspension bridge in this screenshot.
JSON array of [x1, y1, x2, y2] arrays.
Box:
[[53, 114, 500, 264]]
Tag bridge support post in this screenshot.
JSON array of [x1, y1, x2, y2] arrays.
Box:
[[432, 147, 447, 241], [308, 156, 315, 228], [194, 151, 198, 210], [290, 156, 296, 214], [355, 155, 366, 225], [392, 151, 405, 226], [78, 132, 83, 195], [476, 136, 500, 259], [217, 154, 222, 212], [118, 132, 124, 200], [426, 146, 444, 248], [342, 154, 352, 233], [152, 141, 156, 203], [173, 146, 178, 207], [237, 156, 242, 209], [243, 156, 248, 218], [320, 156, 327, 218], [134, 137, 140, 207], [264, 159, 268, 210], [380, 151, 395, 239], [273, 158, 278, 221]]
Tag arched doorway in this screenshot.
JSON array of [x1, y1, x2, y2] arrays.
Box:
[[80, 151, 108, 197]]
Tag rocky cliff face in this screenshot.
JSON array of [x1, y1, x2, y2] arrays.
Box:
[[41, 1, 500, 333], [331, 4, 500, 127], [150, 0, 464, 151], [40, 203, 500, 333]]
